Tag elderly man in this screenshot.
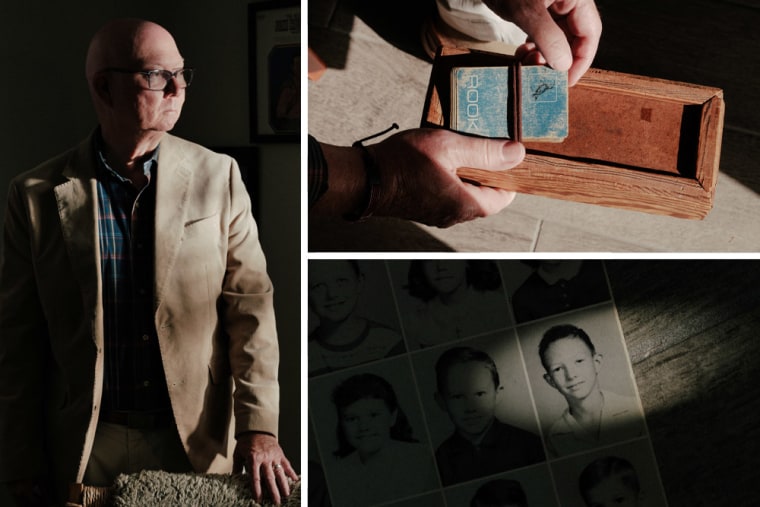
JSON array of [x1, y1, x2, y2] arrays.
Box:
[[0, 18, 297, 506]]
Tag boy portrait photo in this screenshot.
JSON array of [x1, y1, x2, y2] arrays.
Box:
[[443, 465, 560, 507], [410, 332, 545, 486], [308, 260, 406, 377], [519, 304, 647, 458], [550, 440, 669, 507]]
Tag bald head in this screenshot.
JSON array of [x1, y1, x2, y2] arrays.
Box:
[[85, 18, 187, 153], [85, 19, 181, 82]]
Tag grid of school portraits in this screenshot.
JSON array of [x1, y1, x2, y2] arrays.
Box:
[[307, 260, 669, 507]]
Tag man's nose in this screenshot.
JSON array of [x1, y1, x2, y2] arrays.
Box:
[[163, 77, 182, 96]]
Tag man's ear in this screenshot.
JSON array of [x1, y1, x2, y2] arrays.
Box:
[[593, 353, 603, 372], [92, 72, 113, 106], [543, 373, 557, 389]]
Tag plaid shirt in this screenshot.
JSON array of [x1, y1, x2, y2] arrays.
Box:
[[95, 140, 171, 413]]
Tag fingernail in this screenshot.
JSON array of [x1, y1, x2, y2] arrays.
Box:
[[503, 142, 526, 163]]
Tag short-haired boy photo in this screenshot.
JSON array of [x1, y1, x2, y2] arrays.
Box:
[[578, 455, 642, 507], [520, 305, 646, 457], [444, 464, 561, 507], [308, 260, 406, 376], [550, 441, 670, 507], [431, 344, 545, 486]]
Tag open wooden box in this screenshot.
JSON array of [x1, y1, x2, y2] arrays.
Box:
[[422, 47, 725, 219]]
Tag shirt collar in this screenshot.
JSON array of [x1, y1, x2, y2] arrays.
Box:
[[95, 128, 160, 182]]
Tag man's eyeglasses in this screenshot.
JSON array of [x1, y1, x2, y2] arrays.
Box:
[[104, 68, 194, 91]]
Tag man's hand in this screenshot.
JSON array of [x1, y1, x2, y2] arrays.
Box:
[[368, 128, 525, 227], [232, 432, 298, 506], [313, 129, 525, 227], [484, 0, 602, 85]]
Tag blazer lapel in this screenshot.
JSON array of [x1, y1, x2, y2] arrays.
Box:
[[154, 134, 193, 309]]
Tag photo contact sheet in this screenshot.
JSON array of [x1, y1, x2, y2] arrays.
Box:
[[307, 260, 669, 507]]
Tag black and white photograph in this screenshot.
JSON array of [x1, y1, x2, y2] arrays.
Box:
[[518, 304, 647, 458], [444, 465, 559, 507], [500, 260, 611, 324], [308, 259, 406, 377], [550, 440, 669, 507], [388, 259, 512, 349], [410, 332, 545, 486], [308, 358, 439, 506], [308, 259, 688, 507]]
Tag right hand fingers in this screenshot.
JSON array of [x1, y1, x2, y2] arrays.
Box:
[[516, 7, 573, 73], [486, 0, 573, 73]]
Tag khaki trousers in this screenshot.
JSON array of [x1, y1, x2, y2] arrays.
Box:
[[83, 422, 193, 487]]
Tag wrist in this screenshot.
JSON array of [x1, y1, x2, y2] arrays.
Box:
[[343, 143, 381, 221], [344, 123, 399, 221], [314, 144, 367, 217]]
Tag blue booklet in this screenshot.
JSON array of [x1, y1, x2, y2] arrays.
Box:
[[452, 66, 512, 138], [451, 65, 568, 142]]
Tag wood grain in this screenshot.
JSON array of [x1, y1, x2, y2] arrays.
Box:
[[457, 153, 713, 220], [607, 261, 760, 506]]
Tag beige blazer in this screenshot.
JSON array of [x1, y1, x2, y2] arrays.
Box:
[[0, 132, 280, 502]]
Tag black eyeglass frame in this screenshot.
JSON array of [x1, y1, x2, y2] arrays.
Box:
[[102, 67, 194, 91]]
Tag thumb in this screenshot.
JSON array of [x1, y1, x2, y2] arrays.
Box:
[[512, 7, 572, 73], [451, 136, 525, 173]]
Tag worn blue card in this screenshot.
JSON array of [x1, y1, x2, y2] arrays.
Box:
[[520, 65, 568, 141], [451, 65, 568, 141], [452, 66, 511, 138]]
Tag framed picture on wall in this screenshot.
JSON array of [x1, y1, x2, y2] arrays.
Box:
[[249, 0, 300, 142]]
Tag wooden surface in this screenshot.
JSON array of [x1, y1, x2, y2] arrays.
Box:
[[308, 0, 760, 251], [607, 260, 760, 506]]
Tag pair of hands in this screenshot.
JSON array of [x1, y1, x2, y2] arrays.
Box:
[[313, 0, 601, 228], [418, 0, 601, 224]]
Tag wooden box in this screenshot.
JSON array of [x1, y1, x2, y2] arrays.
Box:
[[422, 47, 725, 219]]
